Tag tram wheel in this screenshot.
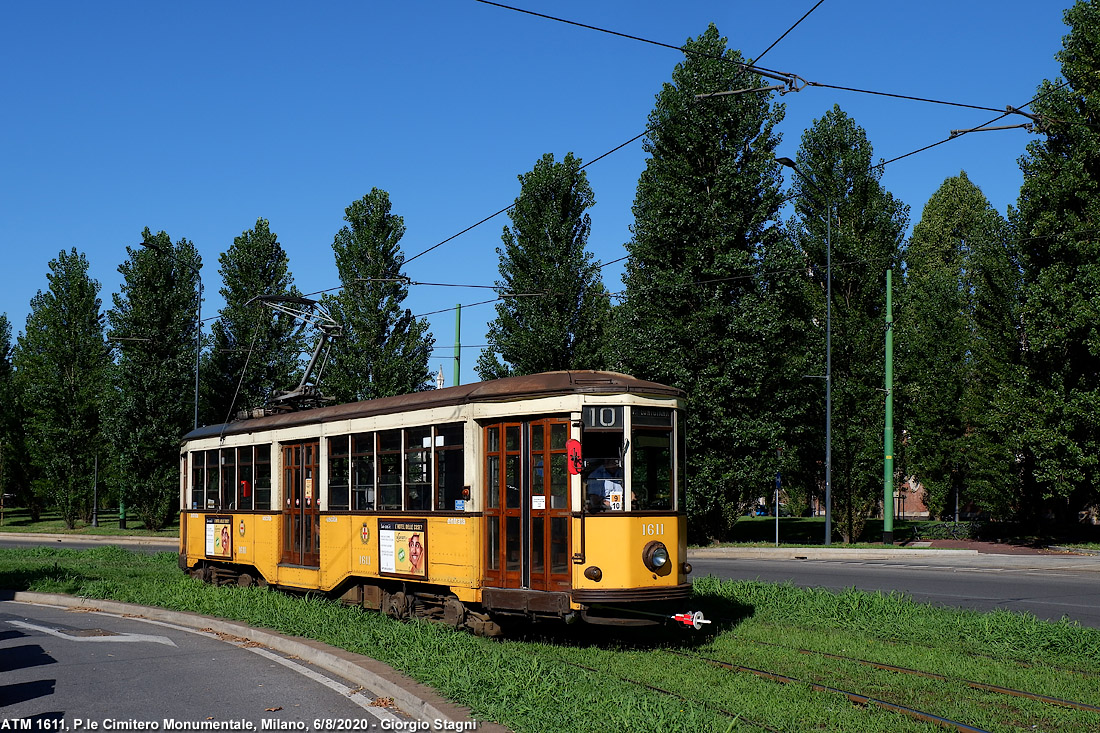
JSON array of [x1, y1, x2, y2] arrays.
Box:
[[443, 598, 466, 628], [385, 591, 408, 620]]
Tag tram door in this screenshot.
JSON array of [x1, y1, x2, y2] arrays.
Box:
[[281, 441, 320, 567], [483, 418, 571, 591]]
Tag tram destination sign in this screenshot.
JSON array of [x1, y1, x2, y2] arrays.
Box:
[[633, 407, 672, 426]]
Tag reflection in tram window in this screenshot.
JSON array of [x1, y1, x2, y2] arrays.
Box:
[[631, 429, 673, 510], [377, 430, 402, 510]]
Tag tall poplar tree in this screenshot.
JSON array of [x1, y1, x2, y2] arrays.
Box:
[[900, 173, 1019, 519], [786, 106, 908, 543], [12, 249, 110, 528], [477, 152, 610, 379], [107, 229, 202, 530], [0, 314, 34, 515], [322, 189, 434, 402], [1015, 0, 1100, 519], [201, 218, 303, 424], [618, 25, 809, 540]]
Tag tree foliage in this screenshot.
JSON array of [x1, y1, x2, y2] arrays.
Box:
[[477, 152, 610, 380], [201, 218, 303, 424], [786, 106, 908, 543], [107, 229, 202, 530], [0, 314, 31, 509], [618, 25, 812, 540], [900, 173, 1020, 519], [12, 249, 110, 528], [1014, 0, 1100, 518], [322, 189, 434, 402]]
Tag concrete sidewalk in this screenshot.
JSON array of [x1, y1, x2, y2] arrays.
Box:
[[0, 531, 177, 547]]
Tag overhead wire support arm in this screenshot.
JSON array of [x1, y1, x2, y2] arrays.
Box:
[[245, 294, 343, 412], [950, 123, 1032, 138], [695, 84, 787, 100]]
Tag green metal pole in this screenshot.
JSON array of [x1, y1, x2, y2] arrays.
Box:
[[883, 269, 895, 545], [453, 304, 461, 387]]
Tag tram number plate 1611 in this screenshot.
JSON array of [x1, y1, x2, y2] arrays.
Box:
[[641, 523, 665, 536]]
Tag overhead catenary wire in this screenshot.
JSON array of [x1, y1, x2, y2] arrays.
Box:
[[226, 4, 1065, 344], [406, 1, 1035, 270]]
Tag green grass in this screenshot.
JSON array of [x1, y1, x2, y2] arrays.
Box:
[[3, 546, 1099, 732], [0, 505, 177, 536]]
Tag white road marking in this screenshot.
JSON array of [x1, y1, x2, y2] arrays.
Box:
[[244, 646, 403, 724], [8, 605, 408, 721], [6, 619, 177, 646]]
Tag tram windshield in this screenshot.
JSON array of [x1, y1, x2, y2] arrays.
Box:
[[582, 406, 678, 512]]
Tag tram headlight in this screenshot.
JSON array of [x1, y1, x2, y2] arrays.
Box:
[[642, 541, 669, 572]]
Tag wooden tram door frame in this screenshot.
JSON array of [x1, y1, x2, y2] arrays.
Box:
[[483, 418, 571, 591], [281, 441, 321, 567]]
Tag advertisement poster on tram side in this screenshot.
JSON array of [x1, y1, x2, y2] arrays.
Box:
[[206, 516, 232, 558], [379, 519, 427, 577]]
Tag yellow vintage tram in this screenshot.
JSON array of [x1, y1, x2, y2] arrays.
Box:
[[178, 370, 696, 634]]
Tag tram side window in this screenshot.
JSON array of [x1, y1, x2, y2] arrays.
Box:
[[238, 447, 254, 511], [220, 449, 237, 510], [583, 427, 625, 512], [405, 427, 431, 511], [191, 452, 205, 510], [631, 427, 673, 510], [205, 449, 220, 510], [352, 433, 375, 510], [377, 430, 402, 511], [254, 445, 271, 510], [435, 423, 465, 510], [328, 437, 350, 511]]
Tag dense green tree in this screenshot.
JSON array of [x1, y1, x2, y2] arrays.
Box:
[[618, 25, 813, 540], [107, 229, 202, 530], [201, 218, 303, 424], [477, 152, 611, 379], [0, 314, 35, 517], [786, 106, 908, 543], [1014, 0, 1100, 519], [322, 189, 434, 402], [900, 173, 1019, 519], [12, 249, 111, 528]]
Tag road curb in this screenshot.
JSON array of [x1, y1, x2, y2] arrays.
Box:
[[8, 591, 509, 733], [689, 547, 980, 560]]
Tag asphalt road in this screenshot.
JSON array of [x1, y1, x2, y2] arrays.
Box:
[[689, 553, 1100, 627], [0, 598, 414, 728]]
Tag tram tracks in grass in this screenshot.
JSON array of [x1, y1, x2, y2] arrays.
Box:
[[663, 649, 993, 733], [524, 626, 1100, 733], [735, 638, 1100, 715], [540, 646, 994, 732], [541, 654, 783, 733]]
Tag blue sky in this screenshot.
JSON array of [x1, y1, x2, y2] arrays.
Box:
[[0, 1, 1070, 388]]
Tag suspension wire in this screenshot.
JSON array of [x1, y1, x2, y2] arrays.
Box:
[[473, 0, 796, 81], [752, 0, 828, 64], [805, 81, 1004, 113], [220, 313, 263, 431], [878, 80, 1071, 168]]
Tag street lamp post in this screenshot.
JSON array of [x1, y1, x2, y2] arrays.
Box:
[[140, 242, 202, 431], [777, 157, 833, 546]]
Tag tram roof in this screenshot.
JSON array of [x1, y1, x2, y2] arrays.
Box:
[[182, 370, 682, 442]]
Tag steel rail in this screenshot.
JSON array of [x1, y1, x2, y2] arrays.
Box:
[[546, 656, 782, 733], [742, 639, 1100, 714], [668, 650, 991, 733]]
